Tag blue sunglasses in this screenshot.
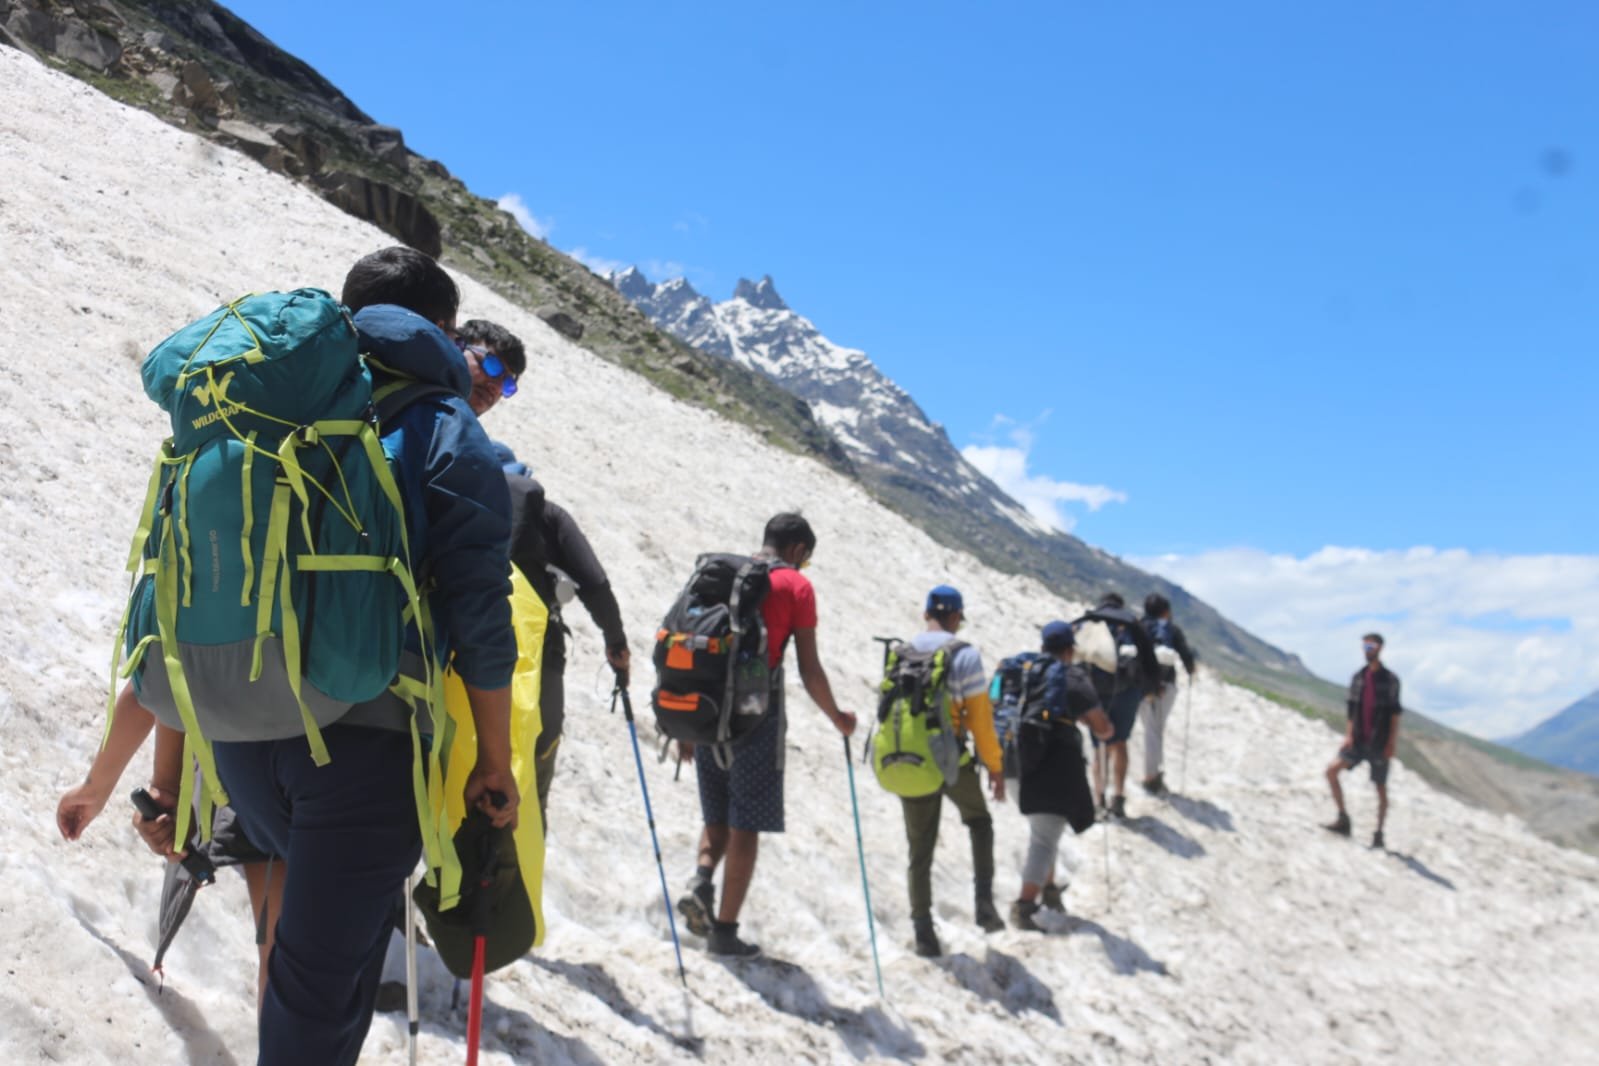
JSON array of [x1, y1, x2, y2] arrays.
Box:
[[454, 338, 519, 398]]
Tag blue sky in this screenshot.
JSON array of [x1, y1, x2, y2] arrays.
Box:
[[223, 1, 1596, 734]]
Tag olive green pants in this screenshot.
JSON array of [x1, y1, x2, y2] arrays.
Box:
[[900, 760, 995, 921]]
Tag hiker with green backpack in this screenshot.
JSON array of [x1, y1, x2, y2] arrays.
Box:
[[1002, 622, 1112, 931], [874, 585, 1007, 958], [123, 247, 520, 1066]]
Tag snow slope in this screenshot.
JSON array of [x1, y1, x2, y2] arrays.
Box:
[[2, 48, 1597, 1065]]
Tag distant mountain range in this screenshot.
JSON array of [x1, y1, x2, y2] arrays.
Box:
[[1505, 691, 1599, 776]]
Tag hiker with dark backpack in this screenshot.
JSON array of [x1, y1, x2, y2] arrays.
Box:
[[128, 247, 520, 1066], [450, 316, 632, 824], [1006, 622, 1113, 931], [1079, 592, 1160, 819], [663, 514, 857, 958], [878, 585, 1007, 958], [1138, 593, 1197, 796], [497, 446, 631, 820]]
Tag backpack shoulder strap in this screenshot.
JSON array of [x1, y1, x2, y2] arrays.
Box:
[[373, 378, 458, 428]]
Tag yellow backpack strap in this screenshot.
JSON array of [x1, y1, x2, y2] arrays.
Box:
[[106, 449, 173, 745], [239, 430, 258, 605], [154, 516, 228, 848]]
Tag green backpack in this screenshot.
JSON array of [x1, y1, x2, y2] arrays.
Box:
[[871, 639, 966, 798], [111, 290, 445, 865]]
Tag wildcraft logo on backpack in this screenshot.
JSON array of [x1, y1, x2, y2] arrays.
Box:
[[992, 651, 1053, 779], [651, 554, 781, 759], [110, 290, 434, 854], [872, 640, 966, 798]]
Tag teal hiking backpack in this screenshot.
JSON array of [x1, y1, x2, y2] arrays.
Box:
[[110, 290, 445, 867], [872, 640, 966, 798]]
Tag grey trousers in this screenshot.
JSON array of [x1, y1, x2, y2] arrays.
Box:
[[1022, 813, 1069, 886], [1140, 684, 1179, 776]]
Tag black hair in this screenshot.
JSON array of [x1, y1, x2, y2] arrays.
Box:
[[456, 319, 527, 378], [1098, 591, 1125, 609], [1363, 632, 1385, 647], [1145, 593, 1171, 618], [341, 246, 460, 323], [762, 513, 816, 555]]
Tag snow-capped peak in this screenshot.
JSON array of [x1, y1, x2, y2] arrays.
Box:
[[731, 274, 788, 312]]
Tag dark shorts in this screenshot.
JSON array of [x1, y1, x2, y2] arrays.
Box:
[[1339, 745, 1391, 786], [695, 706, 785, 833], [1092, 687, 1142, 746], [203, 803, 275, 866]]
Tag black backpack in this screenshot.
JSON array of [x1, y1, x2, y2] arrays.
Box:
[[992, 651, 1053, 778], [651, 554, 783, 760]]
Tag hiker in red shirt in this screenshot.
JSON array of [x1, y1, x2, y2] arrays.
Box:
[[1323, 633, 1403, 848]]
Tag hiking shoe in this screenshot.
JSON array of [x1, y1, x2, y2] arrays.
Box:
[[974, 896, 1006, 933], [1009, 899, 1044, 933], [1109, 795, 1127, 820], [1371, 830, 1385, 850], [912, 917, 942, 958], [1040, 883, 1066, 913], [706, 919, 760, 958], [1323, 811, 1351, 837], [1141, 772, 1167, 796], [677, 878, 715, 938]]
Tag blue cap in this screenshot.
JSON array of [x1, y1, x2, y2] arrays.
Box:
[[925, 584, 964, 614], [1041, 620, 1074, 652]]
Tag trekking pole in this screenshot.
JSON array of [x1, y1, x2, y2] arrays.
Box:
[[464, 796, 506, 1066], [614, 680, 689, 987], [842, 736, 887, 1002], [404, 873, 420, 1066], [865, 636, 897, 764]]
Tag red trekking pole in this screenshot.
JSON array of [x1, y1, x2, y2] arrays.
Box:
[[464, 794, 506, 1066]]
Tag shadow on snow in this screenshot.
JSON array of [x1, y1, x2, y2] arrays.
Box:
[[933, 948, 1061, 1023], [718, 955, 926, 1061], [1116, 813, 1206, 859]]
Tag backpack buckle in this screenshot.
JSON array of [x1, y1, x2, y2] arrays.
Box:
[[294, 425, 321, 447]]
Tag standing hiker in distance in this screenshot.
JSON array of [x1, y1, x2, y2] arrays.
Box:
[[1324, 633, 1402, 849], [1006, 621, 1113, 931], [1138, 593, 1196, 796], [897, 585, 1007, 957], [676, 514, 857, 958]]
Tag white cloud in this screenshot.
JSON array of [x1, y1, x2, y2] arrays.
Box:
[[567, 246, 629, 277], [497, 193, 551, 239], [1131, 545, 1599, 739], [642, 259, 688, 280], [961, 421, 1127, 532]]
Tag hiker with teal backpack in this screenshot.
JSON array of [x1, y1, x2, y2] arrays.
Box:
[[124, 247, 519, 1066], [1002, 622, 1112, 931], [662, 514, 857, 958], [874, 585, 1006, 958], [1138, 593, 1196, 796]]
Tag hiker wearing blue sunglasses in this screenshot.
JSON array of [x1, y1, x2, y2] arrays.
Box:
[[454, 319, 525, 415]]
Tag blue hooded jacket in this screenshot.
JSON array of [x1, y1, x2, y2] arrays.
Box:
[[352, 304, 516, 700]]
